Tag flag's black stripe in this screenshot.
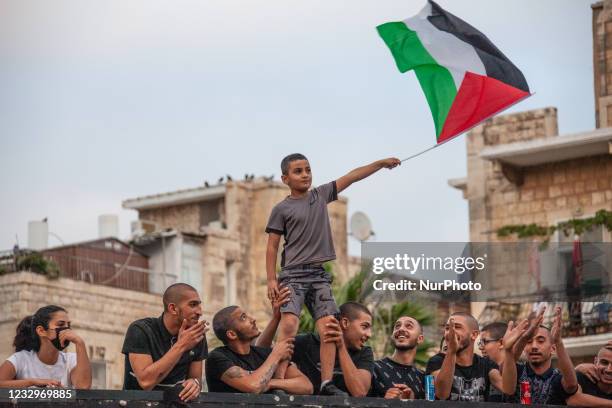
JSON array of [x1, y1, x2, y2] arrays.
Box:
[[427, 0, 530, 93]]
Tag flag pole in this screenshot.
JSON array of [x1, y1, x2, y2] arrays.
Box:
[[400, 133, 459, 162], [400, 144, 440, 162]]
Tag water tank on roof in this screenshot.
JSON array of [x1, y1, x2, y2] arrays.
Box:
[[28, 220, 48, 250], [98, 214, 119, 238]]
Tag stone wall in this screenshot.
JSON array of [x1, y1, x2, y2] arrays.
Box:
[[462, 107, 612, 300], [465, 107, 612, 241], [465, 108, 559, 242], [0, 272, 162, 390], [140, 203, 201, 234]]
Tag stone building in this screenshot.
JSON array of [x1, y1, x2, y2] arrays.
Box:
[[0, 272, 162, 390], [448, 1, 612, 362], [122, 177, 350, 324]]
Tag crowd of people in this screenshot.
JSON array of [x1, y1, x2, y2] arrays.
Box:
[[0, 289, 610, 406], [0, 154, 610, 406]]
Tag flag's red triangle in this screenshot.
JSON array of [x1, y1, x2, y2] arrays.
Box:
[[438, 72, 530, 143]]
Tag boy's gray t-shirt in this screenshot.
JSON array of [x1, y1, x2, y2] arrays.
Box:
[[265, 181, 338, 270]]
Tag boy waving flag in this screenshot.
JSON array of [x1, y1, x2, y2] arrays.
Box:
[[378, 0, 530, 144]]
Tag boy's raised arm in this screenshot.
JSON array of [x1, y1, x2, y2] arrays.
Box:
[[336, 158, 400, 193]]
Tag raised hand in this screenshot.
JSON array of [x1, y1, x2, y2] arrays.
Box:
[[575, 363, 599, 383], [322, 318, 344, 348], [272, 337, 295, 361], [272, 285, 291, 318], [445, 318, 459, 354], [58, 329, 84, 347], [177, 319, 206, 350], [550, 306, 563, 345], [503, 319, 529, 351], [379, 158, 401, 169], [521, 306, 546, 342]]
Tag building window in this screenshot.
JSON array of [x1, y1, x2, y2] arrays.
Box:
[[200, 198, 225, 228], [181, 241, 202, 292]]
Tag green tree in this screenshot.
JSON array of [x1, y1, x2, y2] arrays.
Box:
[[298, 263, 434, 367]]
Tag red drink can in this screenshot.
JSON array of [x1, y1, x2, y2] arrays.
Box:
[[520, 381, 531, 405]]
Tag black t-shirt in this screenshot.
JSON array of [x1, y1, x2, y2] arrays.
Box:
[[205, 346, 272, 393], [426, 353, 498, 402], [121, 314, 208, 390], [507, 363, 574, 405], [369, 357, 425, 399], [425, 352, 445, 374], [292, 333, 374, 394], [577, 371, 612, 400]]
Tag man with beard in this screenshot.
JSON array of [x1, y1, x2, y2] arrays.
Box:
[[572, 342, 612, 402], [122, 283, 208, 403], [205, 305, 313, 395], [426, 312, 526, 401], [511, 306, 579, 406], [369, 316, 425, 400], [291, 302, 374, 397]]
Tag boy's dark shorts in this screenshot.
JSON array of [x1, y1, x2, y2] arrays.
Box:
[[278, 265, 339, 321]]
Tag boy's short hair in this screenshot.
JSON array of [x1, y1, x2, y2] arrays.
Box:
[[481, 322, 507, 340], [339, 302, 372, 321], [281, 153, 308, 175], [213, 306, 239, 345]]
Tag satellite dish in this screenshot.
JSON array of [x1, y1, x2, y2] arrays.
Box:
[[350, 211, 373, 242]]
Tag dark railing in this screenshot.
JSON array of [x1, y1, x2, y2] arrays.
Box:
[[0, 390, 561, 408], [45, 253, 153, 292], [0, 252, 177, 294]]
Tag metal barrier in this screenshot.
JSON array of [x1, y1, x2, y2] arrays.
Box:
[[0, 389, 561, 407]]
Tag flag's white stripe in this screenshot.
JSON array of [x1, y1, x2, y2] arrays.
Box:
[[404, 3, 486, 89]]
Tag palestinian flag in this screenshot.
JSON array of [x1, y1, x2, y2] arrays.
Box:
[[377, 0, 530, 144]]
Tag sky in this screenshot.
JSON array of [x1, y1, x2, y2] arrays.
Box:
[[0, 0, 595, 255]]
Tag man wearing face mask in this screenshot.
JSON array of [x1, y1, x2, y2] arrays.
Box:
[[121, 283, 208, 403], [0, 305, 92, 388]]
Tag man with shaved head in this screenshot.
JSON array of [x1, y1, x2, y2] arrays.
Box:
[[369, 316, 425, 399], [573, 341, 612, 402], [571, 343, 612, 404], [426, 312, 526, 402], [205, 304, 312, 395], [121, 283, 208, 403]]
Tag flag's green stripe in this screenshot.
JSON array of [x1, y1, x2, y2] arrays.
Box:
[[377, 21, 457, 138]]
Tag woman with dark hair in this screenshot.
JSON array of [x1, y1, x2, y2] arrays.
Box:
[[0, 305, 91, 388]]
